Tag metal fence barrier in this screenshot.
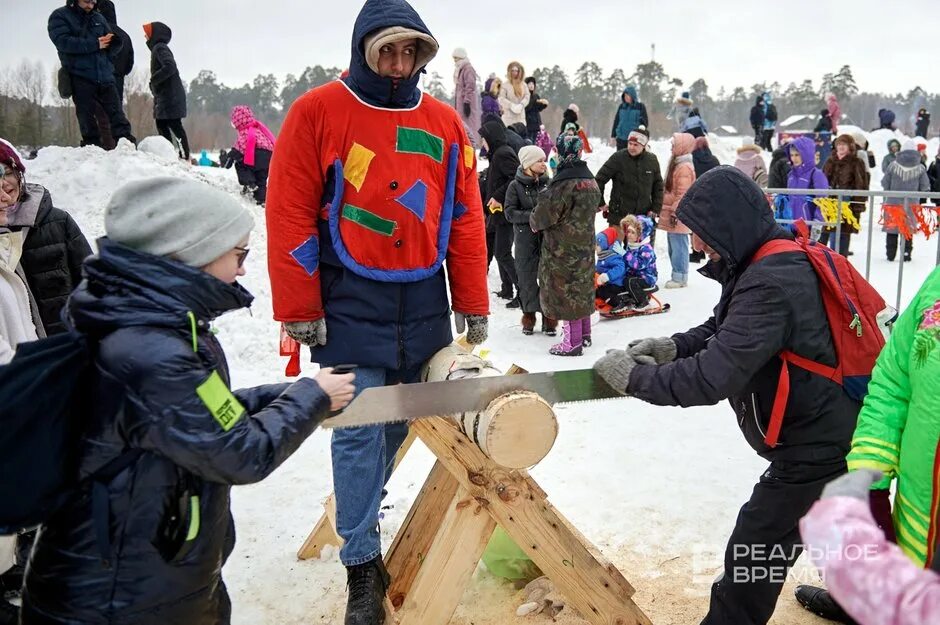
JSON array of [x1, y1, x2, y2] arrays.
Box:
[[764, 188, 940, 313]]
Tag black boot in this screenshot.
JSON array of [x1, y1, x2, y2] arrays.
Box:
[[794, 585, 858, 624], [492, 288, 513, 300], [345, 557, 391, 625], [505, 296, 521, 309]]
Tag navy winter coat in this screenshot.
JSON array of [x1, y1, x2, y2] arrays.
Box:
[[48, 2, 120, 85], [626, 167, 859, 462], [21, 240, 330, 625], [147, 23, 187, 120]]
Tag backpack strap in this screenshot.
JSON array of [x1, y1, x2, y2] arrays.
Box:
[[91, 448, 143, 567], [750, 234, 838, 448]]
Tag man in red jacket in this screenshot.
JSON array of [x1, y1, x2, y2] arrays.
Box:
[[265, 1, 488, 623]]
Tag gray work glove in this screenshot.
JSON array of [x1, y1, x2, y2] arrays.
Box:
[[821, 469, 883, 501], [285, 319, 327, 347], [454, 312, 488, 345], [593, 349, 654, 395], [627, 336, 678, 365]]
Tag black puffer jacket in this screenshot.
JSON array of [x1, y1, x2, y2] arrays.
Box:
[[594, 149, 664, 225], [22, 239, 330, 625], [627, 167, 859, 462], [768, 146, 792, 189], [504, 167, 549, 225], [480, 120, 520, 206], [48, 2, 120, 85], [12, 184, 92, 335], [147, 22, 187, 120], [97, 0, 134, 77]]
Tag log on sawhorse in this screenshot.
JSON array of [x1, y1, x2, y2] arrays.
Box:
[[297, 425, 651, 625]]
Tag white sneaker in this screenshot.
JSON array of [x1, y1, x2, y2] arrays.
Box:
[[664, 280, 687, 289]]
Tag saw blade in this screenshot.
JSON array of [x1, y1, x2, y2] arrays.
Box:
[[320, 369, 623, 429]]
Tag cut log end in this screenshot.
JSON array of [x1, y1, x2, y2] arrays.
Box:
[[464, 391, 558, 469]]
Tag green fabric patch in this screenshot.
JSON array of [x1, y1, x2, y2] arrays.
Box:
[[396, 127, 444, 162], [186, 495, 201, 541], [342, 204, 396, 236], [196, 371, 245, 432]]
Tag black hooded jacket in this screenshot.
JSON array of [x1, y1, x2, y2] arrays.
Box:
[[97, 0, 133, 77], [22, 240, 330, 625], [146, 22, 187, 119], [480, 121, 520, 206], [626, 167, 859, 462], [768, 146, 792, 189]]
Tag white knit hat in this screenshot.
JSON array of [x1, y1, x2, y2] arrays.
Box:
[[106, 177, 254, 267], [452, 47, 468, 60], [518, 145, 546, 170]]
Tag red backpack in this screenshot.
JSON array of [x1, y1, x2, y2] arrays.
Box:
[[750, 220, 890, 447]]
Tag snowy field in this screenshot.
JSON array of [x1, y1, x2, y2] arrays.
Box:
[[24, 128, 936, 624]]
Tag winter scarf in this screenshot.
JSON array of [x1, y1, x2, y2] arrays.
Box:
[[454, 58, 470, 88], [231, 105, 276, 167]]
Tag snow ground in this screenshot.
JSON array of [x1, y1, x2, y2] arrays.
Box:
[[25, 131, 936, 624]]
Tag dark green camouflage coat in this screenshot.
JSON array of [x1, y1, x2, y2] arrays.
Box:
[[530, 161, 600, 320]]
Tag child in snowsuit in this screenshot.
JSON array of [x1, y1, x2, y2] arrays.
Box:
[[597, 215, 657, 313], [594, 229, 627, 310], [222, 105, 275, 205]]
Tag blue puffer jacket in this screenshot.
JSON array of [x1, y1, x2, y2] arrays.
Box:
[[21, 239, 330, 625], [48, 2, 119, 85], [310, 0, 454, 370], [611, 86, 649, 140]]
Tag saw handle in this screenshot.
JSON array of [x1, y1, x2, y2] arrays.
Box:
[[330, 364, 357, 375]]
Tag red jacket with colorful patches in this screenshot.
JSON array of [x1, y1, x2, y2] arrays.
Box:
[[266, 80, 488, 326]]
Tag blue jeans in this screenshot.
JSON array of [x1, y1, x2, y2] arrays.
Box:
[[331, 366, 418, 566], [667, 232, 690, 284]]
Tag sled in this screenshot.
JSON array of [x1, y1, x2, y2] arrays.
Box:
[[596, 285, 669, 319]]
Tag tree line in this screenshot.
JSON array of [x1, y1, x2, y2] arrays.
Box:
[[0, 59, 937, 152]]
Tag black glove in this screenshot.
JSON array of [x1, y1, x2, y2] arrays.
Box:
[[463, 102, 472, 118]]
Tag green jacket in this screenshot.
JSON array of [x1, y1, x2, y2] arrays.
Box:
[[594, 149, 664, 226], [530, 161, 600, 321], [847, 265, 940, 566]]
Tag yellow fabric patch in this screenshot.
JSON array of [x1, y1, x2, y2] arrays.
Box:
[[344, 143, 376, 192], [464, 144, 475, 169], [196, 371, 245, 432]]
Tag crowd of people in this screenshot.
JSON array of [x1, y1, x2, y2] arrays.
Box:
[[1, 1, 939, 625]]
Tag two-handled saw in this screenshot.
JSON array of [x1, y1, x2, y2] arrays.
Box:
[[320, 367, 623, 429]]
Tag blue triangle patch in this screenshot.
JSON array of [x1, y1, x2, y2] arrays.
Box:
[[396, 180, 428, 221]]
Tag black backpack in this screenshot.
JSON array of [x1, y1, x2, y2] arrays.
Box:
[[0, 331, 138, 536]]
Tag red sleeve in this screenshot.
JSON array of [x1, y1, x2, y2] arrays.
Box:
[[265, 93, 329, 322], [445, 140, 490, 316]]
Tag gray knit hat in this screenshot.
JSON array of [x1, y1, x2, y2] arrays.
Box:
[[105, 177, 254, 267]]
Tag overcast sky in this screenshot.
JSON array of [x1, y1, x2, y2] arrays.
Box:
[[10, 1, 937, 98]]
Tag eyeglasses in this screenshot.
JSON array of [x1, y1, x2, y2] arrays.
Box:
[[234, 246, 249, 268]]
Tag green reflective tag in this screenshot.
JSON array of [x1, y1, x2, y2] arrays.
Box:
[[196, 371, 245, 432], [186, 495, 200, 541]]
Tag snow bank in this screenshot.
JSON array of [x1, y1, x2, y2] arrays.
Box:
[[24, 138, 937, 624]]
